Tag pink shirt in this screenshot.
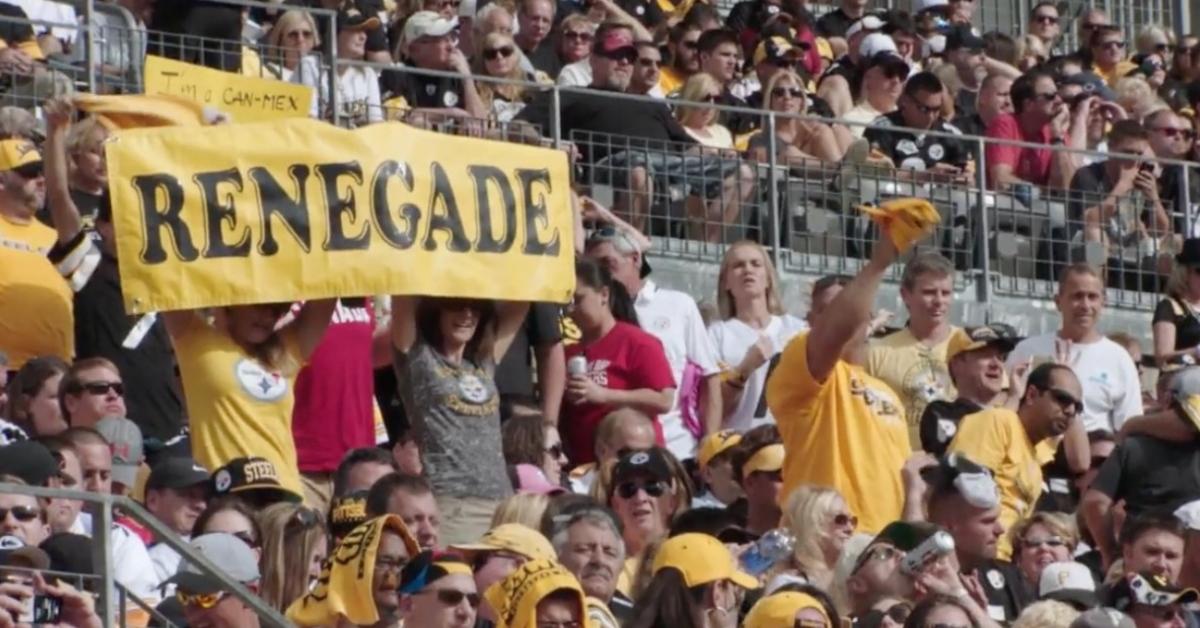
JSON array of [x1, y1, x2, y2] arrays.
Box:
[[985, 113, 1055, 187]]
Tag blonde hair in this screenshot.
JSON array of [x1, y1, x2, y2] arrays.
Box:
[[1165, 258, 1200, 301], [266, 10, 321, 51], [65, 116, 107, 155], [473, 31, 528, 105], [1114, 76, 1157, 119], [1016, 34, 1048, 66], [1011, 600, 1080, 628], [257, 503, 328, 612], [676, 72, 721, 127], [781, 486, 844, 589], [717, 240, 785, 319], [1135, 25, 1174, 54], [762, 69, 807, 112], [1008, 511, 1078, 556], [491, 492, 550, 529]]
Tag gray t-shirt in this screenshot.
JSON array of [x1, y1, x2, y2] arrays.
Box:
[[394, 340, 512, 499]]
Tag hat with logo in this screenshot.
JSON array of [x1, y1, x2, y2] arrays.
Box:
[[744, 591, 831, 628], [594, 28, 636, 58], [947, 323, 1020, 361], [402, 10, 456, 43], [697, 430, 743, 469], [913, 0, 950, 14], [211, 457, 302, 504], [165, 533, 261, 594], [611, 448, 673, 485], [1108, 572, 1200, 611], [1040, 562, 1099, 610], [653, 533, 758, 589], [513, 464, 566, 496], [0, 138, 41, 175], [945, 25, 985, 52], [1061, 71, 1118, 103], [1168, 367, 1200, 431], [38, 533, 95, 577], [328, 491, 369, 540], [449, 523, 556, 562], [1071, 608, 1137, 628], [741, 444, 785, 477], [338, 5, 381, 31], [146, 456, 210, 492], [95, 416, 144, 489], [0, 535, 50, 571], [0, 441, 61, 487], [920, 452, 1000, 510], [846, 14, 887, 39], [753, 36, 803, 66], [483, 559, 591, 628], [1174, 499, 1200, 531], [398, 550, 473, 594]]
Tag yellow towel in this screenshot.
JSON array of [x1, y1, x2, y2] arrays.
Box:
[[857, 197, 941, 253], [73, 93, 219, 130], [485, 559, 596, 628]]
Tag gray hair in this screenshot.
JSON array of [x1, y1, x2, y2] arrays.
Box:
[[550, 510, 626, 562], [475, 4, 513, 35]]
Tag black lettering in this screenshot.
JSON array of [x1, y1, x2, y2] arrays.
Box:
[[249, 165, 312, 255], [195, 168, 251, 258], [370, 160, 420, 249], [468, 165, 517, 253], [422, 163, 470, 252], [131, 174, 198, 264], [517, 168, 560, 256], [316, 162, 371, 251]]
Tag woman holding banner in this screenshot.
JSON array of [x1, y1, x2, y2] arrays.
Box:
[[390, 295, 529, 545]]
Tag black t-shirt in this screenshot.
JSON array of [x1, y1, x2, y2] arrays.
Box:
[[526, 38, 562, 78], [516, 87, 696, 163], [974, 560, 1032, 623], [919, 398, 982, 456], [496, 303, 564, 399], [1153, 297, 1200, 353], [719, 90, 757, 136], [380, 66, 466, 110], [815, 7, 857, 39], [818, 56, 861, 100], [1091, 433, 1200, 520], [955, 87, 978, 121], [863, 111, 969, 171], [953, 113, 986, 138], [1159, 164, 1200, 235], [615, 0, 664, 28]]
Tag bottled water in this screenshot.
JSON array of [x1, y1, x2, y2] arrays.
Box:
[[739, 528, 796, 576]]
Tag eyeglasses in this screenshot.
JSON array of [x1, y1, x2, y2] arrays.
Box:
[[833, 513, 858, 528], [0, 506, 40, 522], [1021, 535, 1066, 550], [420, 588, 482, 608], [1045, 387, 1083, 415], [1033, 14, 1058, 24], [615, 479, 668, 499], [376, 554, 409, 573], [563, 31, 594, 41], [81, 381, 124, 396], [637, 57, 661, 68], [546, 444, 564, 459], [1098, 40, 1126, 50], [484, 46, 515, 60], [771, 86, 804, 99], [1153, 127, 1197, 140], [176, 590, 226, 609], [852, 545, 902, 573], [911, 100, 942, 114]]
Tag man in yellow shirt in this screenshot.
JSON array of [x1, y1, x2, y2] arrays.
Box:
[[767, 231, 911, 534], [0, 138, 73, 368], [1090, 25, 1137, 87], [868, 252, 961, 447], [948, 362, 1088, 559], [658, 23, 702, 95]]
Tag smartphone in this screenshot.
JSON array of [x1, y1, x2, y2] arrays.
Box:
[[1140, 162, 1154, 174], [17, 593, 61, 624]]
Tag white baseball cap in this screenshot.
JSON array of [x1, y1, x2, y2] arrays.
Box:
[[1174, 500, 1200, 531], [403, 11, 459, 44], [913, 0, 949, 13], [859, 32, 899, 59], [1040, 562, 1099, 610], [845, 14, 886, 39]]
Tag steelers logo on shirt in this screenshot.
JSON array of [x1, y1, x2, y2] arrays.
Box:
[[234, 359, 288, 402], [457, 373, 491, 404], [443, 91, 459, 108]]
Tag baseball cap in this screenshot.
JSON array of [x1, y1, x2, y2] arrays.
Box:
[[913, 0, 949, 13], [1109, 572, 1200, 611], [744, 592, 831, 628], [854, 521, 944, 573], [611, 448, 672, 485], [1071, 608, 1136, 628], [450, 523, 556, 562], [513, 464, 566, 496], [0, 441, 61, 486], [945, 25, 985, 52], [866, 50, 910, 77], [38, 533, 95, 577], [1061, 72, 1118, 103], [753, 36, 802, 66], [697, 430, 742, 469], [946, 324, 1020, 361], [594, 28, 636, 59], [920, 453, 1000, 510], [398, 550, 473, 594], [1039, 562, 1099, 610], [0, 535, 50, 571], [1168, 367, 1200, 431], [211, 457, 302, 504], [859, 32, 898, 59], [403, 11, 456, 43], [0, 139, 41, 176], [653, 533, 758, 589], [165, 533, 260, 595], [95, 416, 144, 488], [742, 444, 785, 476], [1173, 499, 1200, 531], [845, 14, 886, 39], [146, 456, 210, 492], [338, 6, 381, 31], [328, 491, 369, 540]]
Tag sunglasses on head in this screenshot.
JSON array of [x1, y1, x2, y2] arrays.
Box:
[[176, 590, 226, 609], [484, 46, 514, 60], [1045, 387, 1083, 414], [81, 381, 124, 396], [422, 588, 482, 607], [286, 29, 314, 39], [615, 479, 667, 499], [0, 506, 39, 522]]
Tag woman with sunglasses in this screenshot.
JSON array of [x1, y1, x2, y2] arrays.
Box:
[[473, 31, 547, 123], [192, 496, 264, 561], [3, 356, 68, 437], [747, 70, 844, 171], [780, 486, 857, 590], [164, 299, 336, 503], [1152, 239, 1200, 369], [391, 294, 529, 545], [1008, 512, 1077, 596], [263, 10, 321, 83], [627, 532, 758, 628], [501, 413, 568, 486], [554, 15, 598, 87], [902, 595, 980, 628], [257, 503, 328, 612], [677, 73, 736, 149], [605, 447, 691, 582]]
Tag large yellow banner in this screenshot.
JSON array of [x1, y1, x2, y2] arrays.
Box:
[[144, 55, 313, 122], [107, 118, 574, 313]]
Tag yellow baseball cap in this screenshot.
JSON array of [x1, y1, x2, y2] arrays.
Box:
[[0, 138, 41, 175], [744, 592, 832, 628], [652, 533, 759, 589], [484, 559, 595, 628], [449, 523, 556, 562], [743, 444, 785, 476], [945, 324, 1020, 362], [753, 36, 802, 66], [697, 430, 742, 468]]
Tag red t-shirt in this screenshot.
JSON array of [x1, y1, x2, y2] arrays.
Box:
[[562, 321, 676, 464], [292, 299, 378, 472], [984, 113, 1055, 187]]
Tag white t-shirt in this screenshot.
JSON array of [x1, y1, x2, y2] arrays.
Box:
[[149, 541, 183, 589], [1006, 333, 1144, 432], [111, 523, 160, 605], [635, 280, 721, 461], [557, 59, 591, 87], [707, 314, 808, 432]]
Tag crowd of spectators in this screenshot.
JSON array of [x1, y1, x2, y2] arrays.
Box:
[[0, 0, 1199, 627]]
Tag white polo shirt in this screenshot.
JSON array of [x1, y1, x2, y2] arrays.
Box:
[[635, 280, 721, 461]]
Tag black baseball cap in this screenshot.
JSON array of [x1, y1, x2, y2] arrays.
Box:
[[945, 25, 985, 52], [39, 533, 96, 577], [146, 456, 211, 492], [866, 50, 910, 77], [920, 453, 1000, 509], [211, 457, 301, 504], [611, 448, 672, 485], [0, 441, 61, 487]]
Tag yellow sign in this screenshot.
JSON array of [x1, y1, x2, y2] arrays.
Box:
[[144, 55, 313, 122], [107, 118, 575, 313]]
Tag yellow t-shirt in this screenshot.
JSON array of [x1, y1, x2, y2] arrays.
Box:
[[0, 215, 73, 368], [866, 328, 960, 448], [1093, 60, 1137, 87], [658, 66, 686, 98], [947, 407, 1057, 560], [171, 317, 304, 496], [767, 333, 911, 534]]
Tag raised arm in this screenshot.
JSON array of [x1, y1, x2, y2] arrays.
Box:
[[295, 299, 337, 360], [390, 295, 419, 353], [42, 99, 84, 245], [492, 300, 532, 362]]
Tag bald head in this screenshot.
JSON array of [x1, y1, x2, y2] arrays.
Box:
[[594, 409, 655, 463]]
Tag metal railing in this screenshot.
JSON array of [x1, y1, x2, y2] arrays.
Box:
[[0, 482, 290, 628]]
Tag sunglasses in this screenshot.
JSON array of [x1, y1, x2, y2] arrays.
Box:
[[911, 100, 942, 114], [1099, 40, 1126, 50], [637, 57, 661, 68], [0, 506, 39, 522], [1045, 387, 1083, 415], [81, 381, 124, 396], [1033, 14, 1058, 23], [288, 506, 321, 530], [546, 444, 564, 458], [1021, 536, 1066, 550], [615, 479, 667, 499], [833, 513, 858, 527], [563, 31, 594, 41], [852, 545, 901, 573], [1154, 127, 1197, 140], [11, 164, 41, 179], [177, 590, 226, 609], [484, 46, 514, 60], [703, 94, 721, 103], [771, 86, 804, 98], [1032, 91, 1060, 102], [422, 588, 482, 607]]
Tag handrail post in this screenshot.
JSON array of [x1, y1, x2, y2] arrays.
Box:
[[95, 499, 115, 628], [766, 110, 781, 268], [328, 11, 339, 125], [1185, 163, 1193, 238], [976, 136, 992, 308], [84, 0, 97, 94], [551, 85, 562, 148]]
